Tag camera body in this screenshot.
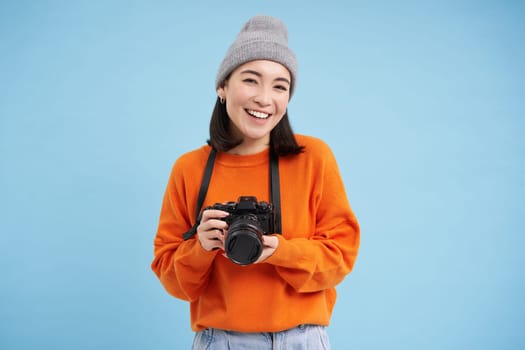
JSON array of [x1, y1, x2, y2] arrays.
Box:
[[207, 196, 275, 265]]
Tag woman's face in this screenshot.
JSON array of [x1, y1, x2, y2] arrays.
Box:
[[217, 60, 291, 154]]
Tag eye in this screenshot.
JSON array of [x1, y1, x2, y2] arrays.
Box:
[[242, 78, 258, 84], [274, 84, 289, 92]]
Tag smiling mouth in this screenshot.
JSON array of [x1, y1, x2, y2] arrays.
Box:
[[246, 109, 271, 119]]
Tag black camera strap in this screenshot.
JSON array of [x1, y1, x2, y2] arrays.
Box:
[[270, 149, 282, 234], [182, 148, 217, 241], [182, 147, 281, 240]]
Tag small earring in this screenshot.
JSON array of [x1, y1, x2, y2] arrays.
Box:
[[219, 96, 225, 104]]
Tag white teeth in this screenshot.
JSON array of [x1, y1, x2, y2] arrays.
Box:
[[247, 109, 270, 119]]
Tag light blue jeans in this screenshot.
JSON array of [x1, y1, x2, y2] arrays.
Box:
[[191, 324, 331, 350]]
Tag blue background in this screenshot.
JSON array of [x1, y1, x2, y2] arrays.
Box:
[[1, 0, 524, 349]]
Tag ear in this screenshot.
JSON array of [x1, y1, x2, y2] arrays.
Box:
[[217, 81, 228, 99], [217, 86, 225, 100]]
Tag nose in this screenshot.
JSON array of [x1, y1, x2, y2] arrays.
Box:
[[253, 87, 271, 106]]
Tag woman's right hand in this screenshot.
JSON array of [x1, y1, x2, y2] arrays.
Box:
[[196, 209, 230, 251]]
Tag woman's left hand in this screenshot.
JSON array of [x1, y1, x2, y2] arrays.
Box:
[[254, 235, 279, 263]]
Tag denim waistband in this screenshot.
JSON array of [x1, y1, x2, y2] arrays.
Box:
[[192, 324, 331, 350]]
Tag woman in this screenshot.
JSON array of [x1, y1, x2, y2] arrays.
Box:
[[151, 15, 360, 349]]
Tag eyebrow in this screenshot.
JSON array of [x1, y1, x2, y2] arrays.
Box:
[[240, 69, 291, 85]]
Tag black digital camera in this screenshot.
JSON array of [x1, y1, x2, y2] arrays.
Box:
[[207, 196, 275, 265]]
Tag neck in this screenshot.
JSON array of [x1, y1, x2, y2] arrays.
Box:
[[227, 139, 270, 155]]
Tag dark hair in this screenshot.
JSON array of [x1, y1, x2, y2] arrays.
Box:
[[207, 97, 304, 156]]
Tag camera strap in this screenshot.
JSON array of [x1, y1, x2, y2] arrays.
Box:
[[270, 149, 282, 234], [182, 147, 281, 240]]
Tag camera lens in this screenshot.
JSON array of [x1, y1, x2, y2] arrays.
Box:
[[224, 215, 264, 265]]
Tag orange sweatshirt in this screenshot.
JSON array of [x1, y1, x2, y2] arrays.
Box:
[[151, 134, 360, 332]]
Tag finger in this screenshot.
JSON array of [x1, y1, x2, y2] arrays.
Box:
[[201, 209, 230, 221], [202, 239, 224, 252], [210, 229, 225, 242], [253, 236, 279, 264], [198, 229, 225, 251], [261, 235, 279, 249], [200, 220, 229, 234], [199, 228, 224, 241]]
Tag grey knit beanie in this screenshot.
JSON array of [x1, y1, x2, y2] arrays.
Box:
[[215, 15, 298, 96]]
